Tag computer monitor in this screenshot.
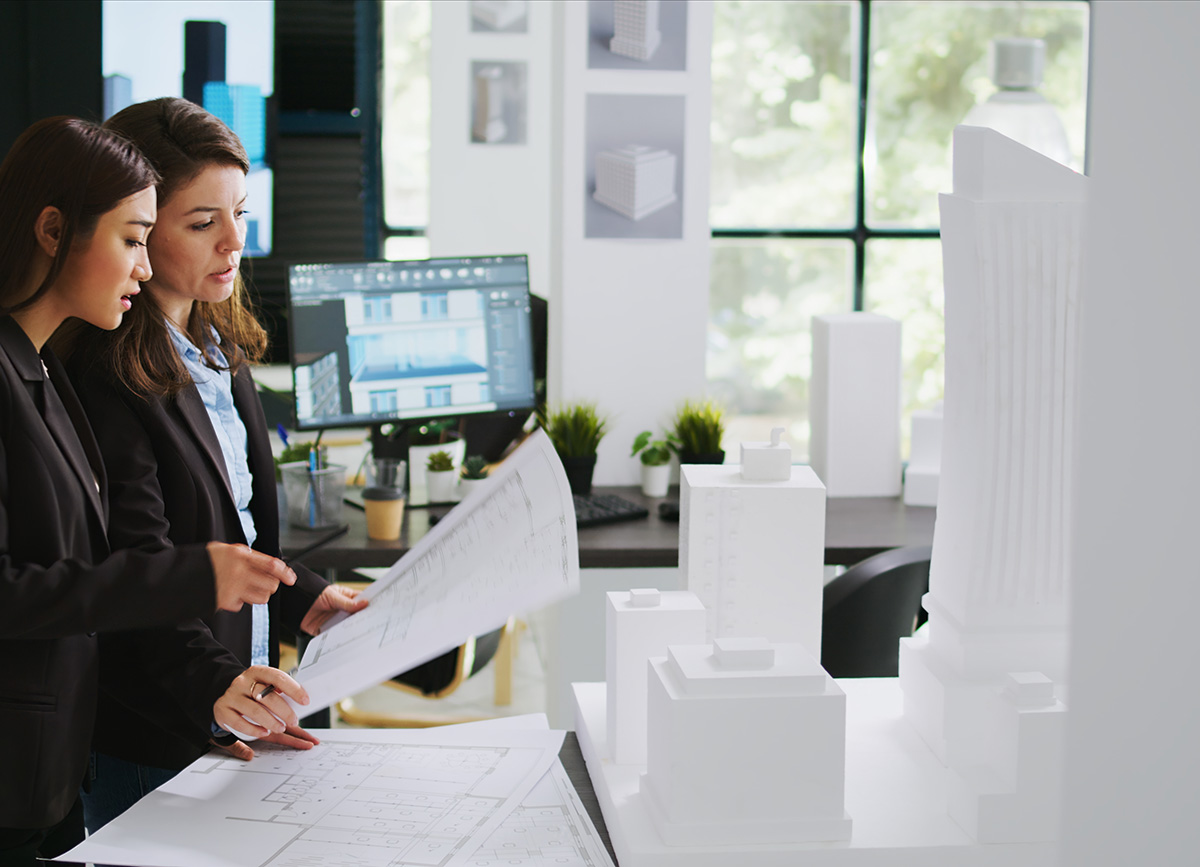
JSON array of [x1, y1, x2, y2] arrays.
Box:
[[287, 255, 537, 433]]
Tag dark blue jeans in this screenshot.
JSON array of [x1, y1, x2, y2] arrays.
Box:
[[82, 753, 179, 835]]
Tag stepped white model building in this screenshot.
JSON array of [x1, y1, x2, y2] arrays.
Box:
[[640, 637, 851, 846], [472, 65, 507, 143], [899, 125, 1084, 842], [593, 145, 677, 221], [611, 0, 662, 61]]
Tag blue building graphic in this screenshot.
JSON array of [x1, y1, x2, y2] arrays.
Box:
[[202, 81, 266, 165]]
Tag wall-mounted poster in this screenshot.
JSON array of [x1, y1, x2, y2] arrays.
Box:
[[102, 0, 274, 256], [588, 0, 688, 71], [471, 0, 529, 33], [470, 61, 528, 145], [585, 94, 685, 240]]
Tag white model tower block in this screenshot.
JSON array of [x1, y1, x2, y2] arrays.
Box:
[[809, 312, 902, 497], [904, 403, 944, 506], [640, 639, 851, 846], [610, 0, 662, 61], [605, 589, 707, 766], [471, 0, 526, 30], [679, 463, 825, 660], [593, 145, 677, 221], [899, 126, 1085, 843], [472, 66, 507, 143]]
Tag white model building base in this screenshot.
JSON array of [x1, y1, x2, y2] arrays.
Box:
[[593, 189, 676, 220], [573, 680, 1056, 867]]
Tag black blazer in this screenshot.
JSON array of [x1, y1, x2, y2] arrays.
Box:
[[0, 316, 215, 829], [73, 353, 327, 769]]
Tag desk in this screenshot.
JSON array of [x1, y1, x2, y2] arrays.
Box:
[[280, 486, 935, 570], [560, 731, 617, 864]]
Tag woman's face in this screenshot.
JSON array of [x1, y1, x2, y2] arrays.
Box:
[[52, 186, 156, 331], [145, 164, 247, 316]]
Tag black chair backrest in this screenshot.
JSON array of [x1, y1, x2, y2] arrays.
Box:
[[821, 545, 932, 678]]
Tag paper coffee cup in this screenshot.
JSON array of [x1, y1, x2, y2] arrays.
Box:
[[363, 486, 405, 541]]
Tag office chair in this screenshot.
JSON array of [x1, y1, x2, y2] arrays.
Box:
[[820, 545, 932, 678]]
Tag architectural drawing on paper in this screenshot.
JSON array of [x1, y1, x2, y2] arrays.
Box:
[[899, 125, 1084, 843], [472, 65, 508, 143], [592, 145, 676, 221], [610, 0, 662, 61], [199, 741, 525, 867]]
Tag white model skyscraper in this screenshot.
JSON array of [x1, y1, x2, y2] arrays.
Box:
[[593, 145, 677, 221], [611, 0, 662, 61]]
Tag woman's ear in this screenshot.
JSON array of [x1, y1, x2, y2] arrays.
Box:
[[34, 206, 65, 258]]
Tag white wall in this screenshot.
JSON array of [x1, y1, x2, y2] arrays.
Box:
[[552, 1, 712, 485], [429, 1, 553, 301], [1060, 3, 1200, 865]]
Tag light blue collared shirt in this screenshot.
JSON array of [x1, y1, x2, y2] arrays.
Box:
[[168, 320, 269, 667]]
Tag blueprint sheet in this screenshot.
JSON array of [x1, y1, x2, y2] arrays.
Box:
[[60, 727, 565, 867], [451, 714, 615, 867], [296, 429, 579, 714]]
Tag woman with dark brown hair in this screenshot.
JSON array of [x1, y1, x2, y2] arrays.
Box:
[[0, 117, 303, 866], [66, 98, 367, 832]]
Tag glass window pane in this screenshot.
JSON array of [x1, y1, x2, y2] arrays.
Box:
[[863, 238, 944, 458], [866, 1, 1089, 229], [382, 0, 431, 229], [708, 239, 854, 460], [710, 1, 859, 229]]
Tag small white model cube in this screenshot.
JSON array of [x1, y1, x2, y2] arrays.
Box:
[[593, 145, 677, 221], [809, 312, 902, 497], [904, 405, 943, 507], [680, 464, 826, 660], [640, 639, 851, 845], [605, 589, 707, 766], [739, 427, 792, 482]]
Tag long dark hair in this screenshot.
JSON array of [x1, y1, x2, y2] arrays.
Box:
[[87, 97, 268, 397], [0, 116, 159, 314]]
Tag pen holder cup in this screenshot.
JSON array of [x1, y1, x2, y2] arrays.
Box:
[[280, 462, 346, 530], [367, 457, 407, 490]]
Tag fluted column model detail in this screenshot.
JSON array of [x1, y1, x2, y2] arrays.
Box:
[[932, 197, 1082, 633]]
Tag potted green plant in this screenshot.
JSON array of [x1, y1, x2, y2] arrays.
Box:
[[425, 449, 458, 503], [671, 399, 726, 465], [459, 455, 490, 498], [539, 403, 609, 495], [631, 430, 676, 497]]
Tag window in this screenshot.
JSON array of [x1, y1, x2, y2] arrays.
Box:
[[425, 385, 452, 408], [370, 390, 399, 413], [421, 291, 449, 320], [382, 0, 432, 261], [364, 295, 393, 323], [709, 0, 1089, 459]]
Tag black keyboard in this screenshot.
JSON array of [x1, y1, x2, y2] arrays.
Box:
[[573, 493, 649, 528]]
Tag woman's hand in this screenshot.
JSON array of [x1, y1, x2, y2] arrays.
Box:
[[211, 725, 320, 761], [213, 664, 310, 743], [300, 584, 368, 636]]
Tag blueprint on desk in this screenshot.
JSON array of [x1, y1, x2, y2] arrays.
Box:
[[295, 428, 580, 715], [60, 727, 565, 867]]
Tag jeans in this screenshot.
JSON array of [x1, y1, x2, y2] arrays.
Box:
[[81, 753, 179, 834]]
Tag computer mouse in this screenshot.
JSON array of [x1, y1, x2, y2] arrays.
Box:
[[657, 501, 680, 522]]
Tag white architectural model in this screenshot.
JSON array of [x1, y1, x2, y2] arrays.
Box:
[[593, 145, 677, 221], [471, 0, 526, 31], [904, 402, 943, 506], [809, 312, 902, 497], [640, 638, 851, 846], [610, 0, 662, 61], [472, 65, 508, 143], [899, 125, 1084, 842], [680, 442, 825, 659], [605, 589, 706, 766]]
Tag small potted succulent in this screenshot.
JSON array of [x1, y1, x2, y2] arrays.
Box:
[[631, 430, 676, 497], [425, 449, 458, 503], [671, 399, 726, 465], [539, 402, 609, 495], [459, 455, 490, 498]]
